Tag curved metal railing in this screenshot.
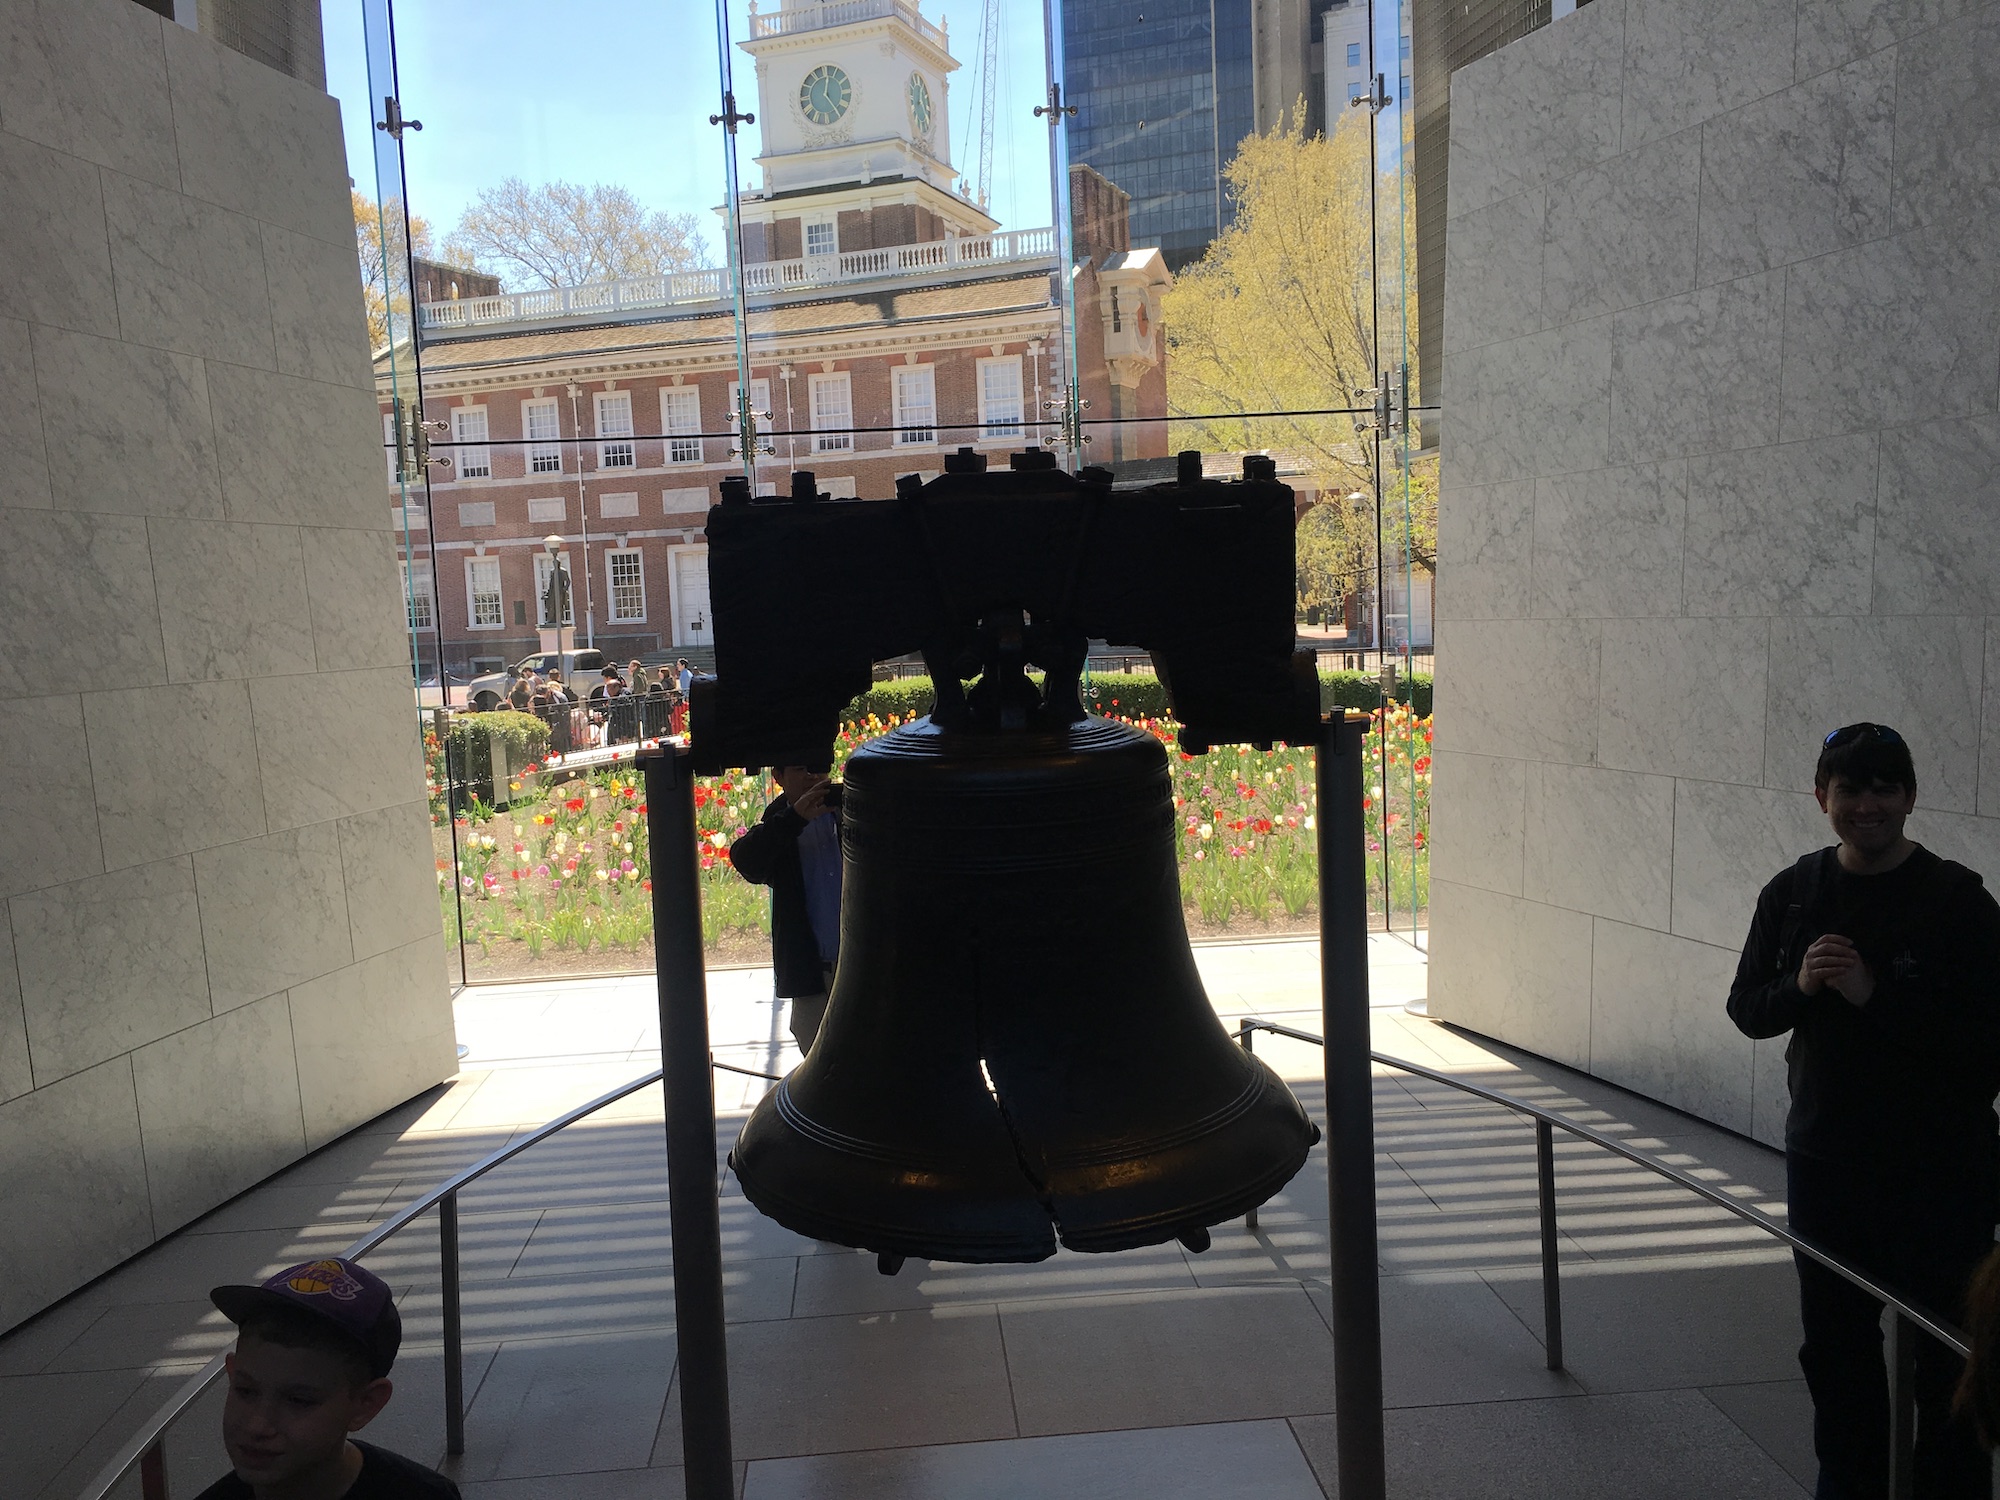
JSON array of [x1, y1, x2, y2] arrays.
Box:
[[77, 1026, 1963, 1499]]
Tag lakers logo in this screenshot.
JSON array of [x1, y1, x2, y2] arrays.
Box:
[[285, 1259, 363, 1302]]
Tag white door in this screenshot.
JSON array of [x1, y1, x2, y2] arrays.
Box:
[[674, 549, 711, 650]]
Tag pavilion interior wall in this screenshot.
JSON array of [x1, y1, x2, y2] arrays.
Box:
[[0, 0, 455, 1330], [1427, 0, 2000, 1144]]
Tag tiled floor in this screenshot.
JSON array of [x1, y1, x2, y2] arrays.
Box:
[[4, 934, 1829, 1499]]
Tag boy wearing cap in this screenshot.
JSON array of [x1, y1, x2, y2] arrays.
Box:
[[196, 1257, 459, 1499]]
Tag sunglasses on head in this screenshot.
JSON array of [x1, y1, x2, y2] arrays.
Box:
[[1823, 722, 1904, 748]]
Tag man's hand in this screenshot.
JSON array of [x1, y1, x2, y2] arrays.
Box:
[[1799, 933, 1874, 1007], [790, 776, 834, 821]]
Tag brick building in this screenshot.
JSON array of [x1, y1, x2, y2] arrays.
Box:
[[382, 0, 1170, 676]]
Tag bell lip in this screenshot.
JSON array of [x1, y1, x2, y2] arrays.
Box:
[[733, 1173, 1060, 1264], [1050, 1127, 1318, 1255]]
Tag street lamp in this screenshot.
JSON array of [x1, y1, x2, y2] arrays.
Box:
[[565, 383, 597, 649]]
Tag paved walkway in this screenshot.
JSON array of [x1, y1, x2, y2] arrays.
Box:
[[3, 936, 1827, 1499]]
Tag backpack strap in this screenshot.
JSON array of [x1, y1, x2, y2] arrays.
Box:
[[1775, 848, 1832, 977]]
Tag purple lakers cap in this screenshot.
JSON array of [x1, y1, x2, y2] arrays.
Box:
[[211, 1257, 402, 1379]]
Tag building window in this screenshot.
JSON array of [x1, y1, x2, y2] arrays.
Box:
[[893, 366, 935, 446], [608, 549, 646, 622], [977, 356, 1023, 440], [523, 398, 562, 473], [810, 372, 853, 453], [727, 379, 772, 453], [805, 220, 837, 257], [1111, 287, 1122, 331], [466, 557, 503, 629], [596, 391, 635, 468], [533, 551, 573, 625], [527, 496, 565, 524], [404, 567, 433, 630], [1400, 33, 1411, 58], [452, 406, 490, 479], [1346, 41, 1361, 66], [662, 388, 703, 465], [383, 412, 398, 487]]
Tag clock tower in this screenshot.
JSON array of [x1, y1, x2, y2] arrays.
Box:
[[736, 0, 997, 263]]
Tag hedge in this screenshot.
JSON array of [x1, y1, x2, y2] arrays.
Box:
[[445, 710, 552, 799], [843, 669, 1431, 726]]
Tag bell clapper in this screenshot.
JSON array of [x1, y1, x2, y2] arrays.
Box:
[[877, 1253, 907, 1277]]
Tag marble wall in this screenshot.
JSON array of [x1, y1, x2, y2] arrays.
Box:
[[0, 0, 455, 1330], [1431, 0, 2000, 1144]]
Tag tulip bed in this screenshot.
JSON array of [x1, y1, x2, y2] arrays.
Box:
[[436, 706, 1430, 974]]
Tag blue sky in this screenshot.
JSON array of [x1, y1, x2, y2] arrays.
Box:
[[324, 0, 1059, 261]]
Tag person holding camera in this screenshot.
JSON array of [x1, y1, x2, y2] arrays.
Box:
[[729, 766, 842, 1053]]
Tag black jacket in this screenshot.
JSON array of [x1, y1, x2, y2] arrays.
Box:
[[1727, 844, 2000, 1179], [729, 795, 837, 998]]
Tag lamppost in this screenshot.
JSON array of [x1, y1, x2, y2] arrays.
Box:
[[541, 534, 573, 656], [565, 382, 597, 649]]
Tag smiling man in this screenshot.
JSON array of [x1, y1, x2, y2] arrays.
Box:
[[195, 1258, 458, 1500], [1728, 724, 2000, 1498]]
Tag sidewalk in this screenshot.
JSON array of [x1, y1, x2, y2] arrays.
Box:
[[1, 935, 1820, 1499]]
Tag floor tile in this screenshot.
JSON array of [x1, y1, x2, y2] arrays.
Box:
[[1359, 1274, 1578, 1408], [1000, 1284, 1338, 1436], [0, 1368, 151, 1499], [42, 1298, 237, 1374], [741, 1418, 1324, 1499], [790, 1241, 1195, 1318], [1704, 1379, 1818, 1493], [186, 1175, 403, 1235], [462, 1464, 727, 1499], [0, 1293, 117, 1377], [396, 1256, 797, 1346], [356, 1342, 502, 1471], [457, 1329, 676, 1481], [362, 1207, 545, 1292]]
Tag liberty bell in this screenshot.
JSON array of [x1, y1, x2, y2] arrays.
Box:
[[692, 451, 1324, 1264]]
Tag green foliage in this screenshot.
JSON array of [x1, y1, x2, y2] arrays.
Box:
[[444, 711, 552, 795], [843, 670, 1431, 725]]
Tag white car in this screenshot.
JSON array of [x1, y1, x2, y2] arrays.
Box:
[[463, 649, 610, 712]]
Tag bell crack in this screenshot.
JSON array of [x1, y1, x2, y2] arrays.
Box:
[[972, 993, 1060, 1230]]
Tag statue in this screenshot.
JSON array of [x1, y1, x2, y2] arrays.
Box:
[[541, 557, 570, 629]]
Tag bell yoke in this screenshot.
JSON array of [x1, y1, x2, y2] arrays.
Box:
[[692, 448, 1325, 1265]]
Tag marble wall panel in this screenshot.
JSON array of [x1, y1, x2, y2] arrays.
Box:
[[10, 858, 208, 1085], [1428, 880, 1595, 1069], [1902, 807, 2000, 885], [1542, 132, 1701, 325], [1696, 52, 1895, 284], [150, 519, 316, 683], [1779, 222, 2000, 442], [1670, 779, 1828, 950], [262, 224, 373, 392], [0, 131, 116, 338], [0, 696, 104, 901], [1751, 1037, 1788, 1150], [0, 315, 51, 510], [1523, 760, 1677, 929], [1890, 6, 2000, 230], [159, 22, 352, 249], [133, 992, 306, 1234], [1443, 0, 1627, 219], [1794, 0, 1982, 78], [0, 920, 29, 1103], [1607, 270, 1784, 465], [1435, 477, 1533, 620], [32, 325, 224, 520], [1765, 615, 1985, 812], [0, 0, 176, 189], [1532, 461, 1687, 619], [209, 364, 391, 531], [1596, 617, 1769, 784], [1430, 618, 1599, 765], [1871, 415, 2000, 614], [1428, 750, 1527, 896], [0, 1057, 153, 1329], [337, 801, 443, 961], [1619, 0, 1798, 146], [1682, 435, 1878, 616], [102, 169, 275, 371], [82, 680, 267, 869], [1588, 919, 1753, 1133], [0, 510, 165, 698], [193, 823, 353, 1014], [1442, 315, 1614, 488], [303, 526, 416, 673], [1985, 621, 2000, 820], [251, 668, 427, 832], [288, 935, 458, 1150], [1441, 189, 1544, 353]]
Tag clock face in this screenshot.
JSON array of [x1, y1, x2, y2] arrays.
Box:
[[1134, 299, 1150, 338], [799, 64, 852, 126], [907, 73, 933, 135]]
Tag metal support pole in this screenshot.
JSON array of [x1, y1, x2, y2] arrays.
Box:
[[642, 745, 735, 1500], [1238, 1022, 1259, 1233], [1534, 1119, 1564, 1371], [1319, 711, 1386, 1500], [440, 1189, 466, 1455], [1889, 1313, 1918, 1500], [139, 1440, 167, 1500]]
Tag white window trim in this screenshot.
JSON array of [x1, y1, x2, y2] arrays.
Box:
[[522, 397, 563, 475], [892, 364, 936, 447], [404, 567, 434, 630], [452, 405, 491, 479], [607, 547, 647, 623], [976, 355, 1024, 442], [804, 218, 837, 258], [383, 411, 398, 488], [809, 371, 853, 454], [661, 387, 703, 466], [465, 556, 504, 631], [595, 391, 636, 469]]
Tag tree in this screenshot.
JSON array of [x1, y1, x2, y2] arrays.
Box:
[[354, 189, 432, 351], [1163, 109, 1436, 608], [441, 180, 710, 291]]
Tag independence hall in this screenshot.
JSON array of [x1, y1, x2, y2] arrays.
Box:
[[383, 0, 1172, 674]]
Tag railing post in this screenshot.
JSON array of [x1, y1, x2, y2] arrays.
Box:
[[642, 745, 735, 1500], [1534, 1118, 1564, 1372], [1889, 1313, 1918, 1500], [1238, 1022, 1259, 1233], [1319, 711, 1386, 1500], [139, 1439, 167, 1500], [439, 1189, 466, 1455]]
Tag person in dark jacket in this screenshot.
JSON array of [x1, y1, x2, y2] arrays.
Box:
[[1728, 723, 2000, 1500], [728, 766, 842, 1052]]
